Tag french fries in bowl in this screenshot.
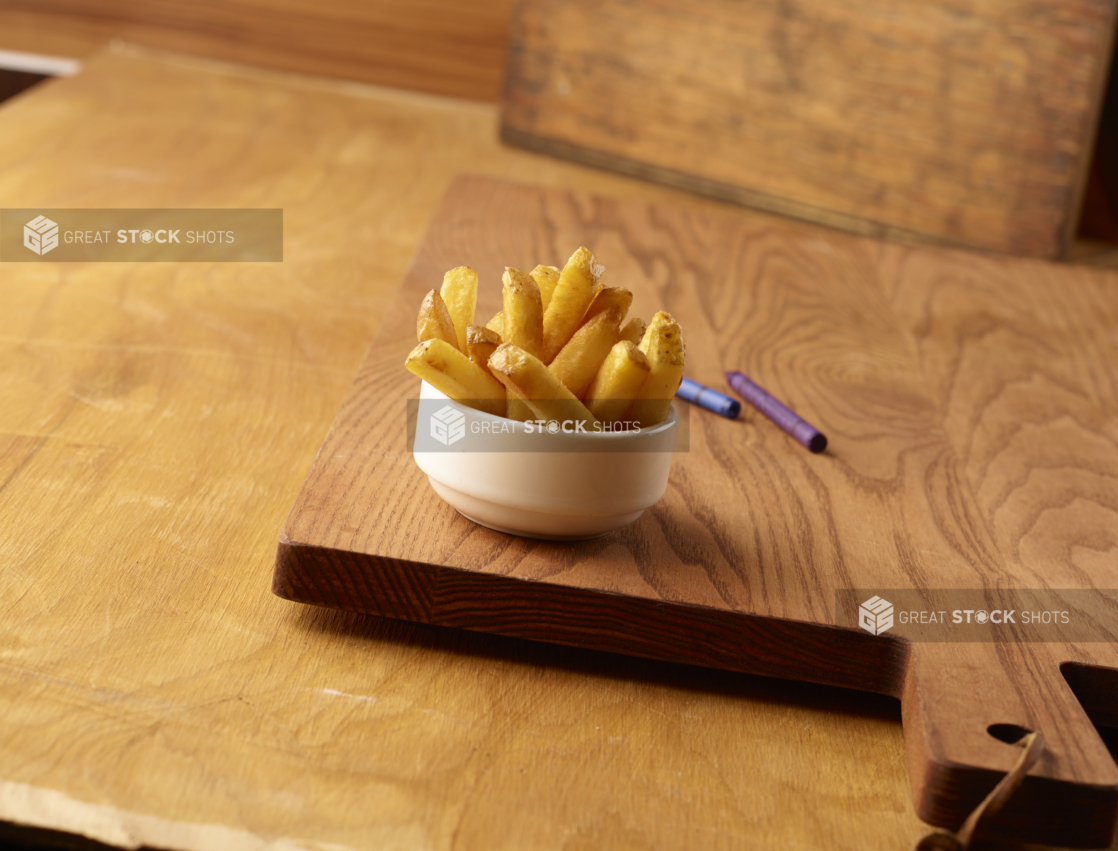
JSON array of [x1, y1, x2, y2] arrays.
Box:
[[405, 247, 683, 540]]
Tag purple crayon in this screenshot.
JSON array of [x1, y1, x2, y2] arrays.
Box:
[[725, 371, 827, 453]]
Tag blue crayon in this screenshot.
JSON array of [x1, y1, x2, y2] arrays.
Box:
[[675, 377, 741, 420]]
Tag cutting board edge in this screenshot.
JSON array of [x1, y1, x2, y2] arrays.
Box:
[[273, 536, 1118, 844], [273, 536, 909, 696]]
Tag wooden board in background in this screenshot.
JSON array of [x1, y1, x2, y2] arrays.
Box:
[[0, 70, 47, 105], [1080, 52, 1118, 246], [501, 0, 1118, 259], [0, 0, 518, 101], [0, 10, 116, 61], [278, 174, 1118, 848]]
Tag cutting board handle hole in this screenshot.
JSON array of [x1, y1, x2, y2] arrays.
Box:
[[987, 723, 1033, 744]]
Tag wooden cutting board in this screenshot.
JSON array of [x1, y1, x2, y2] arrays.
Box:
[[500, 0, 1118, 260], [275, 174, 1118, 846]]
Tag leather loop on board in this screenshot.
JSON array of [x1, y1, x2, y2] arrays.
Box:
[[912, 732, 1045, 851]]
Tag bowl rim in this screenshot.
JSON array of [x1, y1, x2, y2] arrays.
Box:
[[418, 381, 677, 443]]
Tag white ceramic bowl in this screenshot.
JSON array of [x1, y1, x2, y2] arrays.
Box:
[[413, 382, 677, 540]]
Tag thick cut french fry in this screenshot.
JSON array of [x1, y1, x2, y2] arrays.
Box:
[[548, 306, 622, 398], [584, 341, 651, 424], [502, 267, 543, 359], [530, 265, 561, 311], [406, 339, 506, 417], [417, 289, 459, 349], [629, 312, 684, 427], [505, 394, 535, 422], [465, 324, 501, 374], [619, 316, 646, 347], [638, 311, 675, 355], [583, 287, 632, 326], [481, 299, 530, 420], [481, 304, 528, 423], [439, 266, 478, 351], [496, 295, 540, 417], [487, 344, 598, 428], [541, 247, 602, 363]]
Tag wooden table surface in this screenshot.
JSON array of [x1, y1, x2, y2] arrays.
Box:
[[0, 44, 1109, 851]]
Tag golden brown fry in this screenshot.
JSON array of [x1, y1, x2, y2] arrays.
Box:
[[583, 287, 632, 326], [638, 311, 676, 355], [465, 324, 501, 374], [487, 344, 598, 428], [619, 316, 646, 347], [502, 267, 544, 359], [505, 394, 535, 422], [637, 312, 660, 352], [414, 255, 685, 430], [417, 289, 459, 350], [405, 339, 506, 417], [480, 309, 533, 421], [584, 341, 651, 424], [629, 312, 685, 427], [529, 264, 561, 311], [548, 306, 622, 398], [541, 247, 602, 363], [439, 266, 478, 352]]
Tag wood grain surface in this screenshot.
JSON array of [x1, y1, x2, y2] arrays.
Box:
[[501, 0, 1118, 259], [0, 10, 118, 61], [278, 174, 1118, 847], [0, 43, 964, 851], [0, 0, 517, 101]]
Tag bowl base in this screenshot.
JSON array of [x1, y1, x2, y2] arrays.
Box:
[[427, 478, 644, 541]]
